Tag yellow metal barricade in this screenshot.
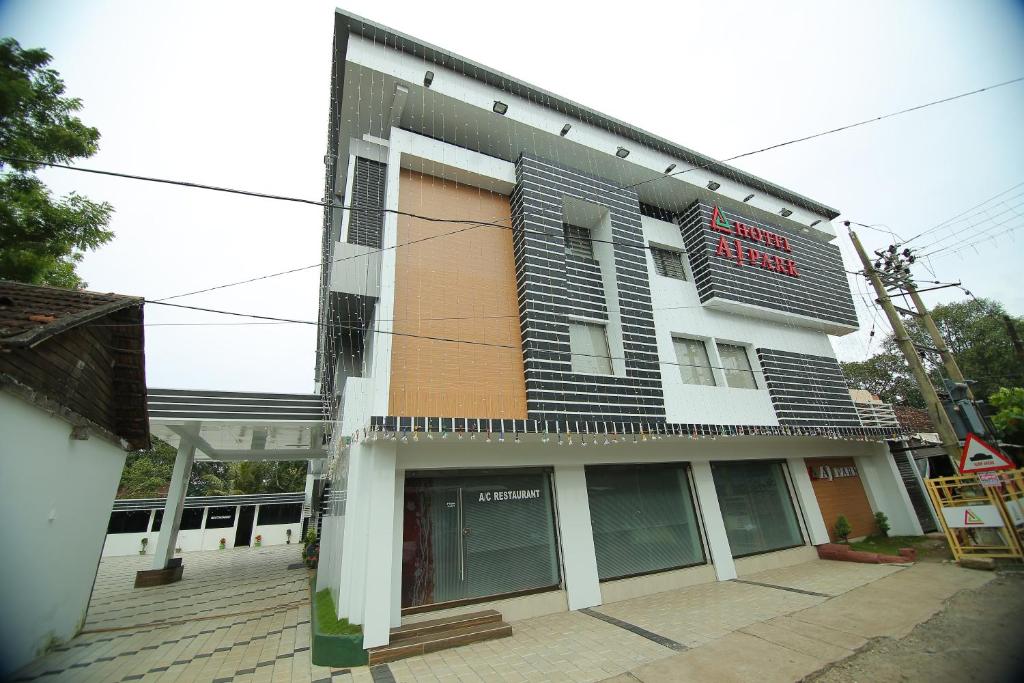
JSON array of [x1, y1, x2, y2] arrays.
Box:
[[925, 469, 1024, 562]]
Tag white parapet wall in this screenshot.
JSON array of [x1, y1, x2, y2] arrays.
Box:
[[0, 392, 127, 677]]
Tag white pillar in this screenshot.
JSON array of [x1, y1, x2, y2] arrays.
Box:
[[339, 444, 374, 623], [362, 447, 398, 649], [690, 461, 736, 581], [786, 457, 831, 545], [856, 448, 923, 536], [151, 440, 195, 570], [391, 468, 405, 628], [552, 465, 602, 610]]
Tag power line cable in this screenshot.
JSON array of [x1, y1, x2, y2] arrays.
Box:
[[147, 300, 772, 375], [622, 76, 1024, 192]]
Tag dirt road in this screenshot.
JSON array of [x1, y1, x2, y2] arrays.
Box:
[[808, 570, 1024, 682]]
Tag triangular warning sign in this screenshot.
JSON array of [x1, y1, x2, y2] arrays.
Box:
[[709, 205, 733, 234], [964, 509, 984, 526], [958, 433, 1014, 474]]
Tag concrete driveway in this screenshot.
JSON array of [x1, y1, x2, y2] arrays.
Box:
[[9, 547, 993, 683]]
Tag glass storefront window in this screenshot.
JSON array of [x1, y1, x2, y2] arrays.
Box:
[[402, 470, 560, 609], [712, 461, 804, 557], [586, 464, 705, 580]]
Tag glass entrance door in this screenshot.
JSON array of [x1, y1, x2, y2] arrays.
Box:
[[401, 470, 559, 609]]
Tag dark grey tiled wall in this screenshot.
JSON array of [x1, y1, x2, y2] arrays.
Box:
[[757, 348, 861, 428], [510, 154, 665, 423], [679, 201, 857, 328]]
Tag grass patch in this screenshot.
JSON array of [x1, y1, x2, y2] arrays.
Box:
[[314, 589, 361, 636], [849, 535, 948, 558]]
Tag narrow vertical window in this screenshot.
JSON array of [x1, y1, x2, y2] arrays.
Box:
[[717, 343, 757, 389], [673, 337, 715, 386], [563, 223, 595, 260], [569, 321, 613, 375]]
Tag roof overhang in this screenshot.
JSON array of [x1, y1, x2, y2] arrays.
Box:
[[148, 389, 328, 462], [331, 8, 841, 221]]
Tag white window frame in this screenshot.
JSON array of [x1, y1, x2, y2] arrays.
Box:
[[568, 317, 614, 376], [715, 342, 759, 390], [672, 335, 717, 387]]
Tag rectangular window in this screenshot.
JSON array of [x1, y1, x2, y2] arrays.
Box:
[[257, 503, 303, 526], [106, 510, 151, 534], [651, 247, 686, 280], [712, 461, 804, 557], [563, 223, 595, 260], [586, 464, 705, 580], [347, 157, 386, 249], [569, 321, 613, 375], [717, 344, 757, 389], [152, 508, 204, 531], [673, 337, 716, 386], [204, 506, 237, 529], [402, 471, 560, 608]]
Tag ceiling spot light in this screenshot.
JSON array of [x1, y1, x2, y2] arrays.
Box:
[[492, 101, 508, 115], [560, 124, 572, 136], [780, 208, 793, 217], [616, 147, 630, 158], [706, 181, 721, 191], [743, 193, 754, 202], [664, 164, 677, 174], [423, 71, 434, 88], [809, 219, 821, 228]]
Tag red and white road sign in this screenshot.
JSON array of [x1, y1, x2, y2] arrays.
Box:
[[958, 433, 1014, 474]]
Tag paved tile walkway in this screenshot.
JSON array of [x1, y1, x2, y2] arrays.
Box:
[[9, 548, 987, 683]]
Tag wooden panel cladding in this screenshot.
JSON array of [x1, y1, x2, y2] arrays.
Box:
[[0, 304, 149, 449], [389, 169, 527, 418], [806, 457, 876, 541]]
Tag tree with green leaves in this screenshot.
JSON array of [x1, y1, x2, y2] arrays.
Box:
[[117, 438, 308, 498], [0, 37, 113, 289], [841, 297, 1024, 406], [990, 387, 1024, 446]]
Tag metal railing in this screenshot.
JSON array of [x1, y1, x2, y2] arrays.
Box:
[[853, 400, 900, 428]]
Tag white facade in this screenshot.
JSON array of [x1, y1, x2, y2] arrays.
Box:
[[0, 391, 127, 676]]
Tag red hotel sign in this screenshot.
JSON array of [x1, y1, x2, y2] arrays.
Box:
[[709, 205, 799, 278]]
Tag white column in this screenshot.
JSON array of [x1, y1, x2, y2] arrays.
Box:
[[855, 448, 923, 536], [552, 465, 602, 610], [786, 457, 831, 545], [362, 446, 398, 649], [690, 461, 736, 581], [336, 444, 368, 621], [390, 468, 405, 628], [151, 440, 195, 569]]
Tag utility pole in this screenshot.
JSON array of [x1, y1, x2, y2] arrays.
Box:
[[847, 228, 962, 463], [905, 282, 974, 401]]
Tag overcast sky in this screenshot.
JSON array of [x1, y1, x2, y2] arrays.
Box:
[[3, 0, 1023, 393]]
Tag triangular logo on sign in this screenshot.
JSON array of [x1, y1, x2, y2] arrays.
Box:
[[710, 205, 733, 234], [964, 509, 984, 526], [958, 433, 1014, 474]]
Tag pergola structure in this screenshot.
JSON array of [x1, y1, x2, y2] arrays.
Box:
[[138, 389, 329, 586]]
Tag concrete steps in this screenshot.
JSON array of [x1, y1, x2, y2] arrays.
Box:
[[368, 609, 512, 665]]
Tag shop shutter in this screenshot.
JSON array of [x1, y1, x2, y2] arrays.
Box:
[[586, 465, 705, 580]]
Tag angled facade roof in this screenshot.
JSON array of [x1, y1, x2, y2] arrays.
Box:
[[0, 280, 142, 348]]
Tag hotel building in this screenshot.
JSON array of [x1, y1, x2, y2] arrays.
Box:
[[314, 10, 918, 649]]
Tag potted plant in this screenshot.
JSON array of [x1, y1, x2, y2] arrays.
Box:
[[834, 515, 852, 543], [286, 529, 292, 544], [254, 534, 262, 547], [139, 538, 149, 555], [219, 538, 226, 550]]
